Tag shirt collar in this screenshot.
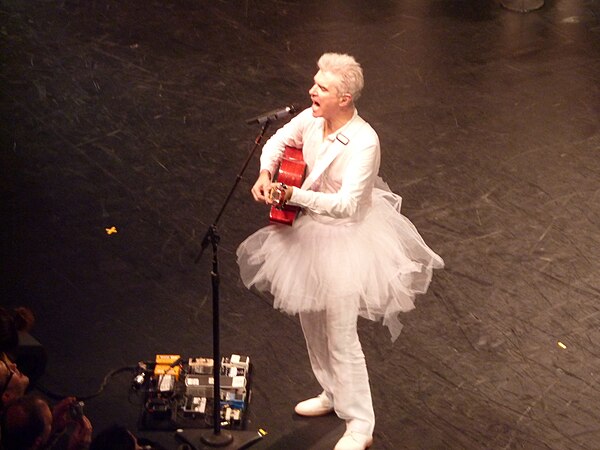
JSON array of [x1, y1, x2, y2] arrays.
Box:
[[324, 108, 358, 142]]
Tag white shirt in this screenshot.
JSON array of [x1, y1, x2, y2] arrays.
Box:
[[260, 107, 381, 221]]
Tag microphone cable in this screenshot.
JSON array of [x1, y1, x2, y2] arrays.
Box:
[[33, 365, 138, 401]]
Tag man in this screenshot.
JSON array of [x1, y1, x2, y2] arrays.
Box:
[[89, 425, 142, 450], [0, 394, 52, 449], [1, 393, 92, 450], [89, 424, 168, 450], [237, 53, 443, 450], [0, 306, 47, 385], [0, 356, 29, 409]]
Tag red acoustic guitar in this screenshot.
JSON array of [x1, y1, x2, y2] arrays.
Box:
[[269, 146, 306, 226]]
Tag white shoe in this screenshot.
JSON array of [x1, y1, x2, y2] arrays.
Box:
[[294, 393, 334, 417], [333, 431, 373, 450]]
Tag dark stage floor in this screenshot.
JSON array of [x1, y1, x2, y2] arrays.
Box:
[[2, 1, 600, 449]]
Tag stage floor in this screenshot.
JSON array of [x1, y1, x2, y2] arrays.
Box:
[[2, 1, 600, 449]]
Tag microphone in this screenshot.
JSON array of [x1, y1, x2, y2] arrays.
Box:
[[246, 104, 299, 125]]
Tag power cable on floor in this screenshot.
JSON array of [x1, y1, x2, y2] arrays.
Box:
[[33, 365, 137, 401]]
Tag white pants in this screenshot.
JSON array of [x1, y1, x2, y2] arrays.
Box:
[[299, 300, 375, 435]]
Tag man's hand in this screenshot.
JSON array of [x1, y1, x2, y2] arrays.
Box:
[[251, 170, 272, 203], [68, 415, 93, 450], [52, 397, 77, 432]]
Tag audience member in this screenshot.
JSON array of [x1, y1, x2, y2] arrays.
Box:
[[0, 356, 29, 410], [90, 424, 168, 450], [0, 394, 51, 449], [0, 307, 35, 353], [1, 393, 92, 450], [0, 306, 46, 385], [89, 425, 141, 450], [0, 307, 20, 356]]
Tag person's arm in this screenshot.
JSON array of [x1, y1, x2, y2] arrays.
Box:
[[51, 397, 76, 433], [287, 135, 380, 218], [251, 169, 274, 203], [66, 416, 93, 450], [48, 398, 92, 450], [252, 108, 309, 203]]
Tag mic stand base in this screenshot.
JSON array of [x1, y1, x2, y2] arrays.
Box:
[[176, 428, 263, 450], [202, 429, 233, 447]]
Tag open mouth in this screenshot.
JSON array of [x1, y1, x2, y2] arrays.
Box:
[[310, 99, 321, 116]]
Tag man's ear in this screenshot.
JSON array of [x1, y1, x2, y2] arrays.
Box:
[[2, 391, 17, 408], [339, 93, 352, 106]]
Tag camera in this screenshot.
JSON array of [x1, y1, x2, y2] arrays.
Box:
[[69, 401, 85, 420]]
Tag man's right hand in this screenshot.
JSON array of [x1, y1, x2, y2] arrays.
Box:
[[67, 415, 93, 450], [251, 170, 272, 203]]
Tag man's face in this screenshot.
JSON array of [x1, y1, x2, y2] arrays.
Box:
[[308, 70, 344, 121], [0, 358, 30, 404]]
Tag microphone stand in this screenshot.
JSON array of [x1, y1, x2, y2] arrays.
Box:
[[177, 121, 272, 449]]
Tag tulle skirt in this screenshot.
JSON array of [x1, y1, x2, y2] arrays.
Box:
[[236, 187, 444, 341]]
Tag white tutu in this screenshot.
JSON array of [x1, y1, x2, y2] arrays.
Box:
[[236, 187, 444, 341]]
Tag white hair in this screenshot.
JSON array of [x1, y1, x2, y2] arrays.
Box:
[[317, 53, 364, 101]]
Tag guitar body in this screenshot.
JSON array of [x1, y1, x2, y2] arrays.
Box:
[[270, 146, 306, 226]]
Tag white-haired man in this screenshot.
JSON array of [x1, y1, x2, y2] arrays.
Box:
[[238, 52, 443, 450]]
